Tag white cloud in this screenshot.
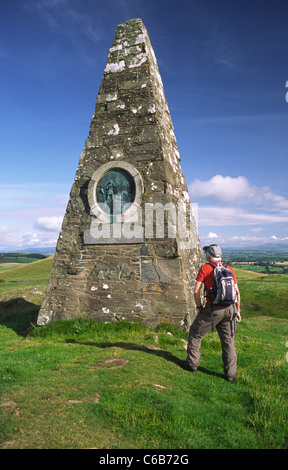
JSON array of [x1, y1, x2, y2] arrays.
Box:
[[200, 232, 288, 248], [0, 183, 68, 251], [189, 175, 248, 204], [189, 175, 288, 229], [189, 175, 288, 210], [270, 235, 288, 241], [207, 232, 219, 238], [198, 205, 288, 226], [34, 217, 63, 232], [0, 225, 59, 251], [229, 234, 288, 245], [0, 226, 20, 250], [22, 231, 58, 247]]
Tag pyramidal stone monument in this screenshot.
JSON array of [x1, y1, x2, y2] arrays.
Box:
[[37, 18, 203, 330]]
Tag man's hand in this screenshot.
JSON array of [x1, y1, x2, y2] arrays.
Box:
[[194, 281, 203, 312]]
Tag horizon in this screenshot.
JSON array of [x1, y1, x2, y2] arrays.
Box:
[[2, 245, 288, 256]]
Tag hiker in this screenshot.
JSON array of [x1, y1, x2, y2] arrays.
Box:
[[186, 244, 241, 381]]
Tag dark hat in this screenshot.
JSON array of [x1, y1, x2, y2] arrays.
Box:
[[203, 244, 222, 258]]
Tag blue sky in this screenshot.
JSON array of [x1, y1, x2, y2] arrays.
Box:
[[1, 0, 288, 251]]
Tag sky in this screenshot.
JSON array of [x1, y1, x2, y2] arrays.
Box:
[[1, 0, 288, 252]]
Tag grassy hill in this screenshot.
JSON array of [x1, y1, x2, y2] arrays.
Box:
[[0, 256, 54, 281], [233, 268, 288, 320], [233, 267, 267, 280], [0, 257, 287, 449], [0, 256, 54, 309]]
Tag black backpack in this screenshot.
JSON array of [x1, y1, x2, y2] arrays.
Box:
[[208, 262, 237, 305], [207, 262, 237, 333]]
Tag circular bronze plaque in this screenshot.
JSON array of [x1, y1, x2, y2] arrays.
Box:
[[96, 168, 136, 215]]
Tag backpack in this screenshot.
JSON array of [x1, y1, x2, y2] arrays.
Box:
[[208, 262, 238, 305], [207, 262, 238, 334]]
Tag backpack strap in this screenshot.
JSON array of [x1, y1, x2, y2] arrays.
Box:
[[233, 303, 237, 336], [209, 262, 227, 268], [208, 263, 216, 332], [209, 262, 217, 268]]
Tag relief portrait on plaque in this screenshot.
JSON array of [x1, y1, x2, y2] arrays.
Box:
[[96, 168, 136, 218]]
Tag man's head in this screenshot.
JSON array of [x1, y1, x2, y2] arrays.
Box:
[[203, 244, 222, 262]]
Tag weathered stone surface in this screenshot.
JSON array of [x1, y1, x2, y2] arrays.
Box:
[[37, 18, 203, 330]]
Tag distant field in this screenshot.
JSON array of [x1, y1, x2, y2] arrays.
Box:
[[233, 267, 267, 280], [0, 257, 53, 305], [223, 250, 288, 263], [0, 254, 47, 264], [0, 256, 54, 282], [233, 268, 288, 320], [0, 263, 23, 273], [234, 265, 267, 273], [0, 257, 41, 263], [233, 264, 287, 275]]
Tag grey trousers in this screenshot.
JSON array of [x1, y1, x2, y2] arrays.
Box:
[[186, 303, 237, 379]]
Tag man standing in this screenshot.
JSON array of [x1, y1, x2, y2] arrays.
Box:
[[186, 244, 241, 381]]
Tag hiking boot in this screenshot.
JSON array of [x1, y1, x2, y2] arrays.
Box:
[[225, 375, 237, 382], [181, 360, 197, 372]]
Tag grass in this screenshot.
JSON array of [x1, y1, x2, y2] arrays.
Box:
[[0, 256, 54, 282], [0, 264, 24, 273], [235, 270, 288, 320], [0, 256, 45, 264], [233, 267, 267, 280], [0, 259, 287, 449], [233, 264, 287, 275]]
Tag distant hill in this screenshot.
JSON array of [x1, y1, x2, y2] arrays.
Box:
[[232, 267, 267, 280], [223, 247, 288, 256], [20, 247, 56, 255], [0, 256, 54, 281], [1, 247, 56, 256]]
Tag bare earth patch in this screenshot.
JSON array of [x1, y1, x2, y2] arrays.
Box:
[[91, 357, 129, 369]]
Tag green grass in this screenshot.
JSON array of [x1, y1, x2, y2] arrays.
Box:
[[233, 264, 287, 275], [0, 264, 23, 273], [233, 267, 267, 280], [234, 269, 288, 320], [0, 318, 287, 449], [0, 256, 54, 281], [233, 265, 268, 274], [0, 256, 45, 264], [0, 258, 287, 449]]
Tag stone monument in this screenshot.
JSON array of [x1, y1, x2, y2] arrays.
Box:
[[37, 18, 203, 330]]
